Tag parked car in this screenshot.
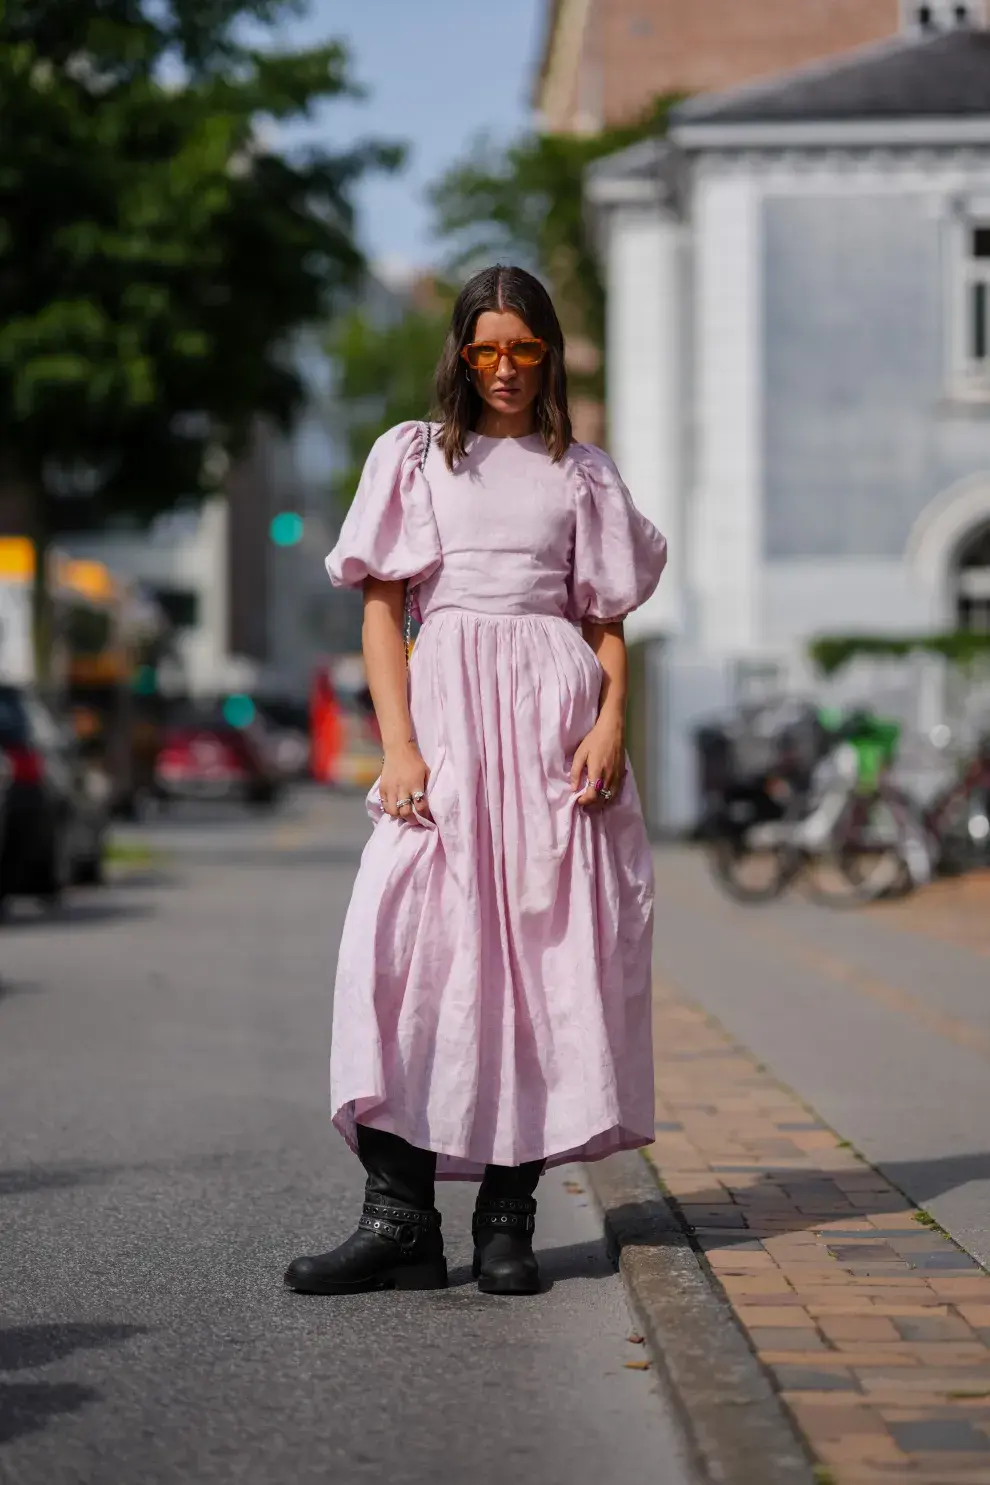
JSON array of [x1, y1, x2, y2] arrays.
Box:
[[154, 706, 282, 807], [251, 694, 311, 781], [0, 684, 111, 901], [0, 747, 11, 902]]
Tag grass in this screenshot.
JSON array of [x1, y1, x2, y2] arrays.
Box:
[[104, 841, 164, 869], [912, 1208, 951, 1237]]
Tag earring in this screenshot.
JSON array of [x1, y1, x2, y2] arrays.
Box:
[[464, 369, 472, 384]]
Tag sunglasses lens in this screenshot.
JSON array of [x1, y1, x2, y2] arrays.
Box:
[[465, 343, 498, 369], [511, 340, 545, 366]]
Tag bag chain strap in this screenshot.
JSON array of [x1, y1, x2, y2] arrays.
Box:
[[403, 421, 432, 664]]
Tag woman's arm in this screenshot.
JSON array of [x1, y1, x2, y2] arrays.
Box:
[[570, 621, 628, 809], [363, 578, 432, 821]]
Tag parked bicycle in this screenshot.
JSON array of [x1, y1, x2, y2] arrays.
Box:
[[699, 706, 933, 907], [922, 730, 990, 876]]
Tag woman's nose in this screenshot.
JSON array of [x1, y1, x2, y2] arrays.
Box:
[[496, 351, 514, 375]]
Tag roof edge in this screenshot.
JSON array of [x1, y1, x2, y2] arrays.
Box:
[[532, 0, 563, 107], [670, 33, 913, 129], [673, 115, 990, 150]]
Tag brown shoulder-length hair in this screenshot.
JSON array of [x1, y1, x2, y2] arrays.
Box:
[[432, 264, 572, 470]]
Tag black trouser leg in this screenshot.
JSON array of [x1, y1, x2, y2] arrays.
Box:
[[284, 1125, 446, 1295], [472, 1159, 545, 1296]]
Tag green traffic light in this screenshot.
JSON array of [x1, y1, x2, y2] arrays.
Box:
[[270, 511, 304, 547], [223, 694, 256, 728]]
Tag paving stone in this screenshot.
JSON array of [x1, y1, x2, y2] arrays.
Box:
[[888, 1418, 990, 1452], [747, 1326, 829, 1352], [909, 1253, 982, 1272], [828, 1244, 903, 1264], [773, 1365, 861, 1392], [893, 1316, 979, 1343], [819, 1316, 902, 1344], [736, 1304, 816, 1326]]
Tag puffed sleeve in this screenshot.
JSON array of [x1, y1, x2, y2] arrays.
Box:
[[325, 422, 441, 591], [568, 444, 668, 623]]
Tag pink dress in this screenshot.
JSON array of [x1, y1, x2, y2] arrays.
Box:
[[325, 421, 667, 1179]]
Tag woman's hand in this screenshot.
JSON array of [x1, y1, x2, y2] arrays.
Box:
[[571, 707, 626, 809], [379, 740, 433, 823]]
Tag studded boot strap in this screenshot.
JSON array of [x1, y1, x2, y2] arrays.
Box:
[[472, 1195, 537, 1238], [358, 1201, 441, 1249]]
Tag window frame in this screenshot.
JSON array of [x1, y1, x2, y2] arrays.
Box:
[[947, 206, 990, 402]]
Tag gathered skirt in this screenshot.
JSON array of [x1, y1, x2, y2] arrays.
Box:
[[329, 609, 656, 1179]]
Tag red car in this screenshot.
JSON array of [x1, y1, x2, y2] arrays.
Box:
[[154, 708, 281, 807]]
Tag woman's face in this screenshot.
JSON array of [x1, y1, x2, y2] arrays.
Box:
[[467, 310, 544, 422]]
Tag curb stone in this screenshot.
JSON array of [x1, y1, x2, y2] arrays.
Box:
[[584, 1149, 816, 1485]]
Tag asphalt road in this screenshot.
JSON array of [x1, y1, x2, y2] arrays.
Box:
[[0, 787, 692, 1485]]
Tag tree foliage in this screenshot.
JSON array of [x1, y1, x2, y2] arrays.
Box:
[[328, 283, 454, 509], [428, 95, 680, 389], [809, 633, 990, 676], [0, 0, 401, 531]]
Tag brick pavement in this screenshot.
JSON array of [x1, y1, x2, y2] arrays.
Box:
[[648, 982, 990, 1485]]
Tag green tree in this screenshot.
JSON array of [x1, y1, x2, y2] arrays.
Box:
[[0, 0, 401, 677], [429, 95, 681, 395], [328, 283, 454, 507]]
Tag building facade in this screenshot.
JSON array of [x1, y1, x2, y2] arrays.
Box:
[[587, 16, 990, 824], [536, 0, 902, 133]]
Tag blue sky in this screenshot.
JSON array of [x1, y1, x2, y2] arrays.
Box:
[[275, 0, 546, 276]]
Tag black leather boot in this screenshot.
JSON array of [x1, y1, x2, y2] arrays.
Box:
[[284, 1126, 447, 1295], [472, 1159, 544, 1295]]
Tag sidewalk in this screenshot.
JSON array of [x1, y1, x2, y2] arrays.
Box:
[[648, 984, 990, 1484], [631, 851, 990, 1484]]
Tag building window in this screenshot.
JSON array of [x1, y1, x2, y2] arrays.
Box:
[[951, 219, 990, 397], [955, 523, 990, 634]]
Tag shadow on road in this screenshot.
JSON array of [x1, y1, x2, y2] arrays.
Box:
[[442, 1239, 617, 1294], [0, 1322, 147, 1447], [0, 1323, 147, 1374], [0, 899, 156, 932], [0, 1163, 122, 1199], [0, 1381, 99, 1446]]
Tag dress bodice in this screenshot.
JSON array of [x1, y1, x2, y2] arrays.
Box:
[[417, 433, 575, 620], [325, 421, 667, 626]]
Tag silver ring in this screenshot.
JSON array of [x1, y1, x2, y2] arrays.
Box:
[[600, 787, 613, 802], [396, 796, 413, 809], [412, 791, 426, 803]]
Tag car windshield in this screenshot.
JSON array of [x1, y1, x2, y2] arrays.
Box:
[[0, 686, 29, 745]]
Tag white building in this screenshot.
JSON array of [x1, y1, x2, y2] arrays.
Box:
[[588, 17, 990, 826]]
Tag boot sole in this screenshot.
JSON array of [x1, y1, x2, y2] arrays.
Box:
[[473, 1254, 541, 1295], [285, 1259, 448, 1296], [477, 1274, 541, 1295]]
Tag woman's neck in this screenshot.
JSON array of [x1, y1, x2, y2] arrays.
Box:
[[474, 407, 537, 440]]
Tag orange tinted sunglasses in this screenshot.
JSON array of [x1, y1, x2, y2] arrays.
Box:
[[461, 337, 547, 371]]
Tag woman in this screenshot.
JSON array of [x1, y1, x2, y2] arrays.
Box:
[[286, 265, 667, 1298]]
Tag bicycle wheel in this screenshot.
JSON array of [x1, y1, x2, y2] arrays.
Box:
[[931, 784, 990, 875], [802, 787, 927, 907], [706, 832, 801, 904]]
